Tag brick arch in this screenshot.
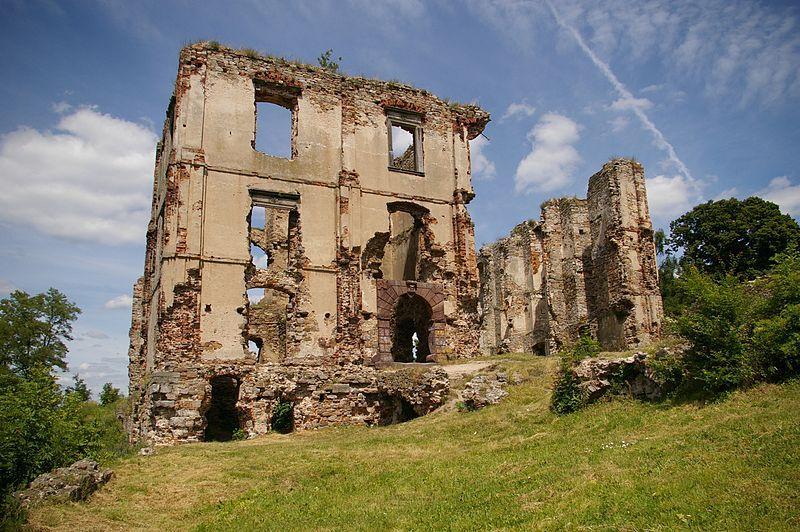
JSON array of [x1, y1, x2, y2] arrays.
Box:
[[375, 280, 445, 364]]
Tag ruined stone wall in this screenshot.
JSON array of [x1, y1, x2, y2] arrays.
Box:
[[478, 159, 663, 355], [478, 220, 547, 355], [586, 159, 663, 349], [128, 42, 488, 444]]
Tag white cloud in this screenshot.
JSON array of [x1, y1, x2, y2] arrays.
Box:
[[0, 279, 13, 296], [609, 115, 630, 132], [51, 101, 72, 114], [104, 294, 133, 310], [646, 174, 704, 219], [559, 0, 800, 106], [469, 136, 496, 180], [757, 176, 800, 217], [714, 187, 739, 200], [640, 84, 663, 93], [501, 101, 536, 120], [609, 96, 653, 112], [515, 113, 581, 193], [82, 329, 111, 340], [0, 106, 156, 245], [546, 0, 693, 181]]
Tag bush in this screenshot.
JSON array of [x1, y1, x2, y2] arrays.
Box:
[[748, 252, 800, 381], [0, 369, 100, 497], [550, 335, 601, 415], [673, 270, 753, 394], [0, 370, 132, 501], [270, 399, 294, 434]]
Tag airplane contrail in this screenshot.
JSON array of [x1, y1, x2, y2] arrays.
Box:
[[544, 0, 693, 180]]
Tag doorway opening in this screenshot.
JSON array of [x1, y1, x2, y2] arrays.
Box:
[[390, 292, 433, 363], [204, 375, 240, 442]]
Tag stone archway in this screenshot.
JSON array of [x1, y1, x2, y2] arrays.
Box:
[[375, 279, 445, 364], [390, 292, 433, 362]]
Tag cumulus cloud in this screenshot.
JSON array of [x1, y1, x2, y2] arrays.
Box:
[[0, 106, 156, 245], [104, 294, 133, 310], [515, 113, 582, 193], [469, 136, 497, 180], [0, 279, 13, 296], [501, 101, 537, 120], [646, 174, 704, 219], [757, 176, 800, 217]]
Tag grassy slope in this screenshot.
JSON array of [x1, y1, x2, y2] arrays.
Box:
[[28, 357, 800, 531]]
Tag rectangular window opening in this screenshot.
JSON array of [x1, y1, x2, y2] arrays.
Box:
[[388, 111, 423, 174], [254, 101, 293, 158], [250, 206, 267, 230]]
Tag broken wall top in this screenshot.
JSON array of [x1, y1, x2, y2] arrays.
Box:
[[172, 42, 490, 140]]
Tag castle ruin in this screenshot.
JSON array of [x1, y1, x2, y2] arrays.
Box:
[[127, 43, 663, 445], [478, 159, 663, 356]]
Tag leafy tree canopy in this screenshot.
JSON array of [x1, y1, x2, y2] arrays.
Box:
[[67, 374, 91, 402], [0, 289, 80, 377], [100, 382, 121, 406], [668, 197, 800, 279]]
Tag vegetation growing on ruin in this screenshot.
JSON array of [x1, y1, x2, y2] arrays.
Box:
[[24, 355, 800, 530], [0, 289, 131, 524]]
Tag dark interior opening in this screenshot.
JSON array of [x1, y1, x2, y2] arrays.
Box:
[[204, 375, 240, 442], [378, 394, 419, 425], [391, 293, 433, 363]]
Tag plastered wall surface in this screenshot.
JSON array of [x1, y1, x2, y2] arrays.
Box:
[[127, 43, 489, 444]]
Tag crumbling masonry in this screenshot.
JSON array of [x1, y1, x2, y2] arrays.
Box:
[[127, 43, 488, 444], [478, 159, 663, 355], [128, 43, 663, 445]]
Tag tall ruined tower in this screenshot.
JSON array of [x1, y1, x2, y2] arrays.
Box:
[[478, 159, 663, 355], [127, 43, 489, 444]]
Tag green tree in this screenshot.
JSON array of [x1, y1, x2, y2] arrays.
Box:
[[67, 374, 91, 402], [0, 368, 100, 497], [668, 197, 800, 279], [0, 289, 80, 377], [99, 382, 121, 406], [654, 228, 684, 315]]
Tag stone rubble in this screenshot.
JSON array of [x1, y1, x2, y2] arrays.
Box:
[[14, 460, 113, 508], [573, 352, 662, 402], [459, 372, 509, 410]]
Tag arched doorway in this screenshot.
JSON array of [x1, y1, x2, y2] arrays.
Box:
[[204, 375, 241, 442], [390, 293, 433, 362]]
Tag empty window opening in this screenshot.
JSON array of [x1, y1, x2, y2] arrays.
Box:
[[391, 293, 433, 363], [251, 244, 270, 269], [247, 288, 265, 304], [388, 111, 423, 173], [204, 376, 241, 442], [248, 288, 289, 363], [254, 100, 293, 158], [250, 205, 267, 230]]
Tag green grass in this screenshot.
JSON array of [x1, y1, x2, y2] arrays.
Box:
[[28, 357, 800, 530]]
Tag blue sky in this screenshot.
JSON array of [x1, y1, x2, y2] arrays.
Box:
[[1, 0, 798, 395]]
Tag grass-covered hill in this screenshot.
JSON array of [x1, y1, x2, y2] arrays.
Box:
[[27, 356, 800, 530]]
